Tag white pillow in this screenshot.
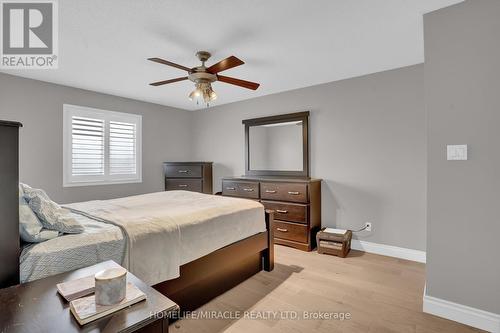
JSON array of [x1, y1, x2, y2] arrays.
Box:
[[20, 184, 84, 234], [19, 184, 59, 243]]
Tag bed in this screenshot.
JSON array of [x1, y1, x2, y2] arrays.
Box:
[[18, 190, 274, 312]]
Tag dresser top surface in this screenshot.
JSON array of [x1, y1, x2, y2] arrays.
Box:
[[163, 161, 212, 165], [223, 175, 321, 183], [0, 120, 22, 127]]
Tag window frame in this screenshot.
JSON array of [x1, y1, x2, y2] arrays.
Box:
[[63, 104, 142, 187]]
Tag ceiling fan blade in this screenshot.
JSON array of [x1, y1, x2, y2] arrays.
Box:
[[207, 56, 244, 74], [147, 58, 191, 72], [149, 77, 189, 86], [217, 75, 260, 90]]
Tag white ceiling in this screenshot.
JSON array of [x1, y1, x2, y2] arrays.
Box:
[[2, 0, 463, 111]]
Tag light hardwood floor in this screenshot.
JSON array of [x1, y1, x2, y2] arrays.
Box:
[[171, 245, 483, 333]]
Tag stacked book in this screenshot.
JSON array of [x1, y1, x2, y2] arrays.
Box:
[[56, 268, 146, 325], [322, 228, 348, 240]]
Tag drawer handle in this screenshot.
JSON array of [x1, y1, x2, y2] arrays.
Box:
[[225, 187, 236, 190], [276, 209, 288, 214], [276, 228, 288, 232], [178, 170, 189, 173], [265, 190, 277, 194], [178, 184, 188, 188], [243, 188, 254, 192], [288, 191, 300, 195]]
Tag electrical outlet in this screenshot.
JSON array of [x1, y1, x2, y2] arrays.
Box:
[[365, 222, 372, 232]]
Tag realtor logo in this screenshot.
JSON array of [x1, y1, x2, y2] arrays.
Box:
[[1, 0, 58, 68]]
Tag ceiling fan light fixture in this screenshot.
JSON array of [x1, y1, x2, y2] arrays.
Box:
[[190, 81, 217, 105], [188, 90, 197, 101], [209, 89, 217, 101], [204, 85, 217, 103], [188, 83, 202, 101]]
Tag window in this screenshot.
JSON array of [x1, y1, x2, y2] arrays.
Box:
[[63, 104, 142, 187]]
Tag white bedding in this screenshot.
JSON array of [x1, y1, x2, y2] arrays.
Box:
[[20, 214, 125, 283], [65, 190, 266, 285]]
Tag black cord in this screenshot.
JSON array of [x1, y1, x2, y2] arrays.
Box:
[[351, 225, 368, 233]]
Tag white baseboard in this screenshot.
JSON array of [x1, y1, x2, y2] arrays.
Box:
[[350, 239, 426, 263], [423, 293, 500, 332]]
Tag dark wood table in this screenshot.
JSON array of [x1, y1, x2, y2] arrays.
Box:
[[0, 261, 179, 333]]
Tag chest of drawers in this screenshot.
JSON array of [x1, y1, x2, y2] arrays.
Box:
[[222, 176, 321, 251], [0, 120, 22, 288], [164, 162, 213, 194]]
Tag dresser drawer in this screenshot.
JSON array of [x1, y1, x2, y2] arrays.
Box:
[[261, 182, 308, 203], [164, 164, 202, 178], [236, 182, 259, 199], [222, 180, 239, 196], [273, 221, 308, 243], [222, 180, 259, 199], [166, 179, 202, 192], [261, 201, 308, 224]]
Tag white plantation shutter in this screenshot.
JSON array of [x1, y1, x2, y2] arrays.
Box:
[[71, 116, 105, 176], [63, 105, 142, 186], [109, 121, 137, 175]]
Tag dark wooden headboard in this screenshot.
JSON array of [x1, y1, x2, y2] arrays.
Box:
[[0, 120, 22, 288]]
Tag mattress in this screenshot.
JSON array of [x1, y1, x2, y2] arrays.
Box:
[[20, 213, 125, 283], [21, 191, 266, 285]]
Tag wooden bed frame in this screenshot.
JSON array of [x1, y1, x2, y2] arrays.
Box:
[[1, 120, 274, 315]]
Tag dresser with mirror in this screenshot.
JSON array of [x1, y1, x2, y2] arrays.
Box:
[[222, 112, 321, 251]]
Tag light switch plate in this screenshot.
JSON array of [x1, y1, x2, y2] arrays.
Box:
[[447, 145, 467, 160]]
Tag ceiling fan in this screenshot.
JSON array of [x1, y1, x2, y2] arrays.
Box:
[[148, 51, 260, 106]]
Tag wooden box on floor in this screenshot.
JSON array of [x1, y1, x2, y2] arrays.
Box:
[[316, 229, 352, 258]]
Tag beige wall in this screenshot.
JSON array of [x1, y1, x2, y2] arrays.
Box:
[[425, 0, 500, 314], [0, 73, 194, 204], [191, 64, 426, 251]]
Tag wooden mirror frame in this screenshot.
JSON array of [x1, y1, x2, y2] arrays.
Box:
[[243, 111, 310, 178]]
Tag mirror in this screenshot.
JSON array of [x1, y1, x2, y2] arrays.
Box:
[[243, 111, 309, 177], [249, 121, 303, 171]]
